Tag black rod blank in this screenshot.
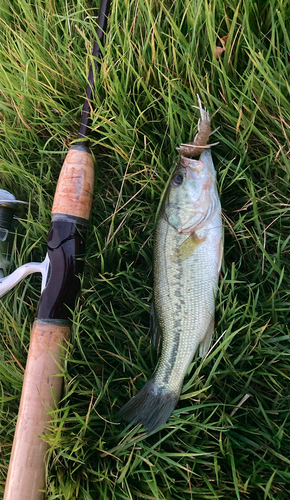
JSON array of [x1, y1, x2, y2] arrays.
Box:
[[78, 0, 111, 146]]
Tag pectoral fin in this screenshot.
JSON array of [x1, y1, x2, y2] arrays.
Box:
[[150, 302, 163, 354], [172, 233, 206, 263], [199, 318, 214, 357]]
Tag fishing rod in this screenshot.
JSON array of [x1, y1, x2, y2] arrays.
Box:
[[1, 1, 110, 498]]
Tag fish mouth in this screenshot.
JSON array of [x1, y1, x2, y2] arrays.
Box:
[[199, 149, 213, 162], [180, 149, 213, 173]]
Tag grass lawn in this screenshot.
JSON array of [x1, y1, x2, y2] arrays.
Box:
[[1, 0, 290, 498]]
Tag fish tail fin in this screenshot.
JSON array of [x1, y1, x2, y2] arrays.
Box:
[[118, 378, 179, 434]]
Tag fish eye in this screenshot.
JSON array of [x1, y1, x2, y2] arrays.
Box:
[[172, 173, 183, 187]]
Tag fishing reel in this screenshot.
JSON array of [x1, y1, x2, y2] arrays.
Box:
[[0, 189, 49, 297], [0, 189, 23, 278]]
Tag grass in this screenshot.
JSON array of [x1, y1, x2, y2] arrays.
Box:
[[0, 0, 290, 498]]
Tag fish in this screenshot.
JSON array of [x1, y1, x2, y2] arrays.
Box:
[[119, 100, 223, 433]]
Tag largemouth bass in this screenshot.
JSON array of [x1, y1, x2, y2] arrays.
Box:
[[119, 103, 223, 433]]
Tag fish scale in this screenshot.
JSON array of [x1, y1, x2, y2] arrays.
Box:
[[154, 211, 221, 393]]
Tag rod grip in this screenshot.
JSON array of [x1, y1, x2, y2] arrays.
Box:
[[52, 148, 94, 220], [4, 321, 70, 500]]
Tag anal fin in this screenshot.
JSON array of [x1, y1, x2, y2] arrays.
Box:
[[150, 302, 163, 354], [199, 318, 214, 357]]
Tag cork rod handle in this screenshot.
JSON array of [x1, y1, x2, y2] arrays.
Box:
[[4, 322, 70, 500], [52, 148, 94, 220]]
